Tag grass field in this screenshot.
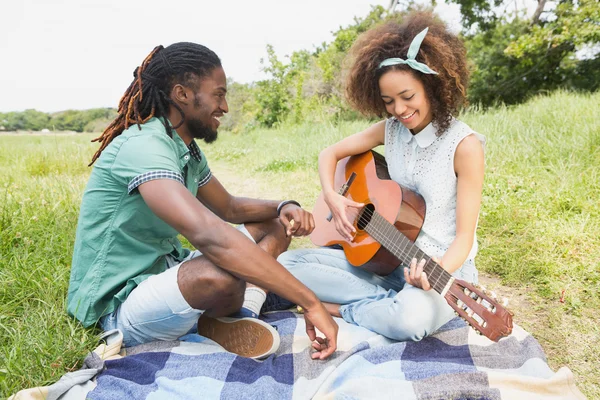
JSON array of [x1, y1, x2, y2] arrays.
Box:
[[1, 90, 599, 398]]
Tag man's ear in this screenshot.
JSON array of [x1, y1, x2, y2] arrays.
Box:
[[170, 84, 191, 106]]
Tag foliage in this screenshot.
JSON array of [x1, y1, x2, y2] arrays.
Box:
[[0, 109, 50, 131], [316, 5, 388, 85], [254, 45, 292, 127], [465, 18, 562, 106], [507, 0, 600, 56], [463, 0, 600, 106], [0, 136, 100, 397], [52, 108, 117, 133], [0, 108, 116, 133], [230, 1, 599, 128], [219, 80, 259, 133], [245, 6, 389, 130]]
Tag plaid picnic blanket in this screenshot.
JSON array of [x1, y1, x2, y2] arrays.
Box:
[[11, 311, 586, 400]]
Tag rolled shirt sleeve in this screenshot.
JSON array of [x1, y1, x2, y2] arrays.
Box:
[[109, 133, 185, 194]]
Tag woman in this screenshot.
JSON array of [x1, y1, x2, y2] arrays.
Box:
[[278, 11, 485, 342]]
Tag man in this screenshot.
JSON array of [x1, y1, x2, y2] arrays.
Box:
[[67, 42, 338, 360]]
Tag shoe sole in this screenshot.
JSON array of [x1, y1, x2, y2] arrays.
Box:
[[197, 315, 280, 360]]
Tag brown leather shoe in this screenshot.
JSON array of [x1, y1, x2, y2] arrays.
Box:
[[197, 315, 280, 359]]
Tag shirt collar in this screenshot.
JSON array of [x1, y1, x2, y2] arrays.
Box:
[[152, 117, 202, 162], [187, 140, 203, 162], [398, 120, 438, 148]]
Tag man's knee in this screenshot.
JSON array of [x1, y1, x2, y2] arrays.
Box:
[[207, 272, 245, 299], [246, 218, 291, 251], [200, 274, 245, 317], [178, 261, 245, 310]]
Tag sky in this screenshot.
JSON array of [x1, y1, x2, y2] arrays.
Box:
[[0, 0, 462, 113]]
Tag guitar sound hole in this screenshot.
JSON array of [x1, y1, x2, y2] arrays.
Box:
[[357, 204, 375, 230]]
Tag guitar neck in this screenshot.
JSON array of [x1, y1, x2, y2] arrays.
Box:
[[363, 210, 454, 295]]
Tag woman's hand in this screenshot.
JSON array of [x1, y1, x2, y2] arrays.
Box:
[[324, 191, 364, 242], [403, 256, 443, 290]]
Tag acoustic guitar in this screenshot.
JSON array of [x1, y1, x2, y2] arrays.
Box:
[[310, 150, 513, 342]]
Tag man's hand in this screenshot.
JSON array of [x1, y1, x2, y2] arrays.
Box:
[[279, 204, 315, 237], [302, 302, 339, 360]]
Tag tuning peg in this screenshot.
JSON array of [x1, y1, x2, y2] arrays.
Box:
[[474, 329, 481, 335], [490, 291, 498, 300]]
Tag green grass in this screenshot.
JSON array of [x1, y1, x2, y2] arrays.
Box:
[[1, 91, 599, 398], [0, 134, 100, 397]]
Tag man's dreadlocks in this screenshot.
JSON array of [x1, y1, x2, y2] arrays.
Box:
[[89, 42, 221, 165]]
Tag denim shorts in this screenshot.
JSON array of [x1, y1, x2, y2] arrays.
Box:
[[100, 225, 254, 348]]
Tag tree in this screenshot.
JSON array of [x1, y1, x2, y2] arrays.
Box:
[[254, 45, 291, 127], [463, 0, 600, 106], [219, 80, 259, 133], [0, 110, 50, 131]]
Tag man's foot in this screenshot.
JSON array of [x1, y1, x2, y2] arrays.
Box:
[[197, 315, 280, 359], [260, 292, 295, 313], [231, 307, 258, 319]]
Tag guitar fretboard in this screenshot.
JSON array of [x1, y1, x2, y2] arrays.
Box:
[[362, 210, 453, 294]]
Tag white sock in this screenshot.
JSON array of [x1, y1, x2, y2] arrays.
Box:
[[242, 287, 267, 315]]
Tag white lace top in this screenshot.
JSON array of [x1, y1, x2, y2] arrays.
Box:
[[384, 117, 486, 264]]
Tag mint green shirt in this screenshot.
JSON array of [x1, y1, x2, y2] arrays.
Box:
[[67, 118, 211, 327]]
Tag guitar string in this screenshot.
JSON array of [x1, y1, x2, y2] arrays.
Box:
[[341, 206, 452, 293], [373, 214, 450, 293], [335, 205, 503, 336], [350, 207, 504, 316], [362, 211, 493, 330], [342, 208, 443, 292], [350, 206, 431, 270], [369, 212, 450, 293]]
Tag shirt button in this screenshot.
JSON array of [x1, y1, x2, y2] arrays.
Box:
[[184, 155, 190, 160], [194, 178, 198, 183]]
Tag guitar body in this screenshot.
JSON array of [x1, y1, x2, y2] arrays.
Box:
[[310, 151, 426, 275], [310, 151, 514, 341]]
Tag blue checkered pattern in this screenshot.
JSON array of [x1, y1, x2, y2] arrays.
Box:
[[187, 141, 203, 162], [83, 313, 578, 400], [127, 142, 210, 193], [127, 170, 185, 194], [197, 170, 212, 188]]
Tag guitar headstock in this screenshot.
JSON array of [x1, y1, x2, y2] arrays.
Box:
[[444, 279, 513, 342]]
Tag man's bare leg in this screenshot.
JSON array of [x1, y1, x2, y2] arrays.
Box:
[[236, 219, 291, 316], [176, 218, 290, 358], [244, 218, 291, 259], [177, 218, 289, 311]]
